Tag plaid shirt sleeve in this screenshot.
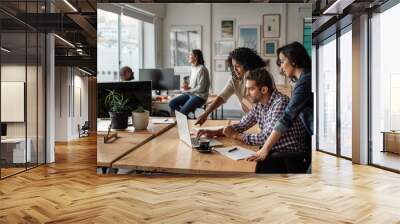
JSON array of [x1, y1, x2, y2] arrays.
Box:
[[231, 105, 257, 133], [242, 96, 288, 146]]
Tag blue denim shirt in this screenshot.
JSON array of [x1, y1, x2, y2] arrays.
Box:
[[274, 70, 313, 136]]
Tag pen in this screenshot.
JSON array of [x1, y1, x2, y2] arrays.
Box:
[[228, 147, 238, 153]]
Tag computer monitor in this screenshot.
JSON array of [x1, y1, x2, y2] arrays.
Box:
[[97, 81, 152, 118], [173, 75, 180, 90], [1, 123, 7, 137], [139, 68, 177, 93]]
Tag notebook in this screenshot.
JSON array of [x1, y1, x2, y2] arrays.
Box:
[[214, 146, 254, 160]]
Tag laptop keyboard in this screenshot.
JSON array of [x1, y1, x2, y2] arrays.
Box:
[[191, 138, 200, 146]]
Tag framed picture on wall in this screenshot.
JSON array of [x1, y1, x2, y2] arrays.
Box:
[[263, 14, 280, 38], [215, 40, 235, 57], [221, 19, 235, 40], [263, 40, 278, 57], [238, 25, 260, 53], [215, 59, 228, 72]]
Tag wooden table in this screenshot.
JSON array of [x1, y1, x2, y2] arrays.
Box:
[[381, 131, 400, 154], [97, 118, 175, 167], [112, 120, 258, 174]]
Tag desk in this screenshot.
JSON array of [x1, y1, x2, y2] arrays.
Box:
[[97, 118, 175, 167], [381, 131, 400, 154], [112, 120, 257, 174]]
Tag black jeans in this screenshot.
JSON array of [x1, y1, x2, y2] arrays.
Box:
[[256, 135, 311, 174]]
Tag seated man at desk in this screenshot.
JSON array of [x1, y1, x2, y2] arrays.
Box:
[[198, 68, 307, 172]]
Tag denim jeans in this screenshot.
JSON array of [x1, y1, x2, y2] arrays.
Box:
[[169, 94, 206, 116]]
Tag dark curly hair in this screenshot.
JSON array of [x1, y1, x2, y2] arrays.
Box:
[[276, 42, 311, 71], [227, 47, 266, 72]]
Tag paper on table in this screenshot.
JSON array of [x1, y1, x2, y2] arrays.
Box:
[[151, 118, 175, 124], [192, 126, 225, 131], [214, 146, 255, 160]]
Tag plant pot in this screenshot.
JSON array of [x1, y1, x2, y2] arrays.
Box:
[[132, 111, 149, 130], [109, 112, 128, 130]]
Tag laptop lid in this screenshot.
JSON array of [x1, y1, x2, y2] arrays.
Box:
[[175, 110, 192, 147]]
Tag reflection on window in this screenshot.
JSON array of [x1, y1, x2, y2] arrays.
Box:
[[318, 38, 337, 154], [340, 29, 352, 158]]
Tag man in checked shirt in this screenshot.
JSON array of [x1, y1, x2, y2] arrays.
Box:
[[198, 68, 307, 173]]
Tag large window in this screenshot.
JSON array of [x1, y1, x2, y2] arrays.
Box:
[[97, 7, 155, 83], [370, 3, 400, 171], [97, 9, 119, 82], [339, 28, 352, 158], [317, 36, 337, 154]]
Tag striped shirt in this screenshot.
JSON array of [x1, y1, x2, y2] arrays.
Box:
[[231, 90, 306, 153]]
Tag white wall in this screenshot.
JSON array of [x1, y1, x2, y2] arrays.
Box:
[[54, 67, 89, 141], [160, 3, 311, 110], [131, 3, 311, 110]]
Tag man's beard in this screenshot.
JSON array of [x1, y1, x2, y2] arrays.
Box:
[[248, 94, 261, 104]]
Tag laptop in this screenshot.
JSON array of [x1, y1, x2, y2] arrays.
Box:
[[175, 110, 223, 148]]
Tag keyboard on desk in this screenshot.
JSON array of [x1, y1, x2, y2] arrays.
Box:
[[191, 137, 200, 146]]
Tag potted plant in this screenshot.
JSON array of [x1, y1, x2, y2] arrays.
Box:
[[132, 106, 149, 130], [105, 89, 130, 130]]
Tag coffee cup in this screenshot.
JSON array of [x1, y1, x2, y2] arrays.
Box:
[[198, 139, 211, 151]]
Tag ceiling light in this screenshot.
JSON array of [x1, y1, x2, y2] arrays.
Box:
[[78, 67, 92, 76], [63, 0, 78, 12], [54, 34, 75, 48], [1, 47, 11, 53]]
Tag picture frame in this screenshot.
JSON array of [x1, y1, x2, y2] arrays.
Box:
[[215, 59, 228, 72], [263, 39, 278, 57], [215, 40, 235, 58], [263, 14, 280, 38], [221, 19, 235, 40], [238, 25, 260, 53]]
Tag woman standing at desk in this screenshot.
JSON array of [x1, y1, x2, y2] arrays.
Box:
[[169, 49, 210, 116], [195, 47, 266, 125], [247, 42, 313, 165]]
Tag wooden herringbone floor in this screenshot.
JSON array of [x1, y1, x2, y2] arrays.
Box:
[[1, 135, 400, 223]]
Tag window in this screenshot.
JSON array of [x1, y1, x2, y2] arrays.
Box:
[[339, 27, 352, 158], [317, 36, 337, 155], [97, 7, 155, 82], [170, 26, 201, 73], [370, 3, 400, 171], [97, 9, 119, 82]]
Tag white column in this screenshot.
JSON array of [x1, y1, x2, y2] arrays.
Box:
[[352, 14, 369, 164]]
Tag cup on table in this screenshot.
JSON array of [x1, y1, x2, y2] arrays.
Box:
[[198, 139, 211, 151]]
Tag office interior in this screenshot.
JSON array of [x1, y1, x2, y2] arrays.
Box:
[[95, 2, 312, 174], [0, 0, 400, 223], [0, 0, 97, 179], [313, 0, 400, 172]]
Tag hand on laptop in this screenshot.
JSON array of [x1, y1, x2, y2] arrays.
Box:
[[222, 126, 243, 141], [197, 129, 223, 138]]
